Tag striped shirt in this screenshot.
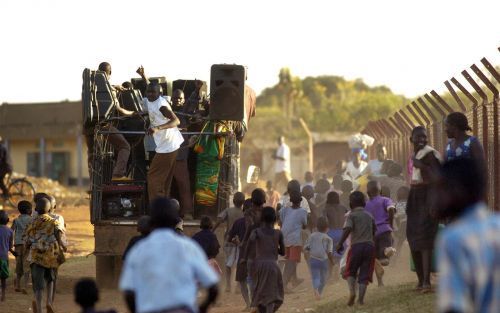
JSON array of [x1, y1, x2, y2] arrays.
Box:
[[437, 202, 500, 313]]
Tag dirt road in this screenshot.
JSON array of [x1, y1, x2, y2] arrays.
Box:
[[1, 204, 423, 313]]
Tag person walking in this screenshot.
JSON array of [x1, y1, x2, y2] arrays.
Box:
[[407, 126, 441, 293], [272, 136, 291, 193], [246, 207, 285, 313]]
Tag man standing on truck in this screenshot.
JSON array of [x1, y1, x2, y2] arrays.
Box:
[[85, 62, 139, 181], [0, 136, 12, 200], [143, 83, 184, 202], [170, 89, 194, 218]]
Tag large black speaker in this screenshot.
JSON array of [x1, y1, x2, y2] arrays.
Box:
[[82, 68, 117, 129], [209, 64, 246, 121], [172, 79, 207, 100], [131, 76, 169, 97]]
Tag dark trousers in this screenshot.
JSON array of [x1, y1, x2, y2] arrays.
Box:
[[411, 248, 432, 287], [85, 126, 131, 178], [173, 159, 193, 217], [148, 150, 178, 202]]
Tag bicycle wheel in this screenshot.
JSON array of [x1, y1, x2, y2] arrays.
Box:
[[7, 178, 36, 208]]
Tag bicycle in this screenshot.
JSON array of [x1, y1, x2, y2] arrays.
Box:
[[1, 173, 36, 208]]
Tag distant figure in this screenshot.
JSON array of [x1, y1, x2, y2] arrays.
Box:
[[120, 197, 219, 313], [362, 144, 387, 176], [277, 180, 311, 214], [272, 136, 291, 193], [380, 185, 391, 199], [302, 171, 314, 190], [331, 174, 343, 194], [122, 215, 151, 260], [345, 149, 368, 181], [393, 186, 409, 263], [435, 158, 500, 313], [279, 190, 308, 292], [407, 126, 441, 293], [301, 185, 318, 230], [323, 191, 348, 268], [247, 207, 285, 313], [444, 112, 485, 171], [264, 180, 281, 209], [339, 180, 353, 208], [0, 210, 15, 302], [304, 217, 334, 300], [365, 181, 395, 287], [0, 136, 12, 200], [314, 178, 331, 214], [192, 216, 222, 276], [11, 200, 33, 294], [74, 278, 117, 313], [336, 191, 376, 306], [213, 191, 245, 292]]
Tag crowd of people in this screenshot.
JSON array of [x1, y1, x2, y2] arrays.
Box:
[[1, 109, 499, 313]]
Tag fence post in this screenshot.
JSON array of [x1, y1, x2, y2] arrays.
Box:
[[471, 62, 499, 212], [406, 104, 425, 126], [399, 109, 416, 129], [444, 80, 467, 112], [411, 101, 430, 125]]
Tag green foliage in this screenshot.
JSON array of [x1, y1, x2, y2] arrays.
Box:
[[255, 70, 407, 133]]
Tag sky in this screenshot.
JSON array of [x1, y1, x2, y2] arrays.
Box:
[[0, 0, 499, 103]]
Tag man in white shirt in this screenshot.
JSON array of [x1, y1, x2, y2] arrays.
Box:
[[143, 83, 184, 202], [273, 136, 291, 193], [120, 197, 219, 313]]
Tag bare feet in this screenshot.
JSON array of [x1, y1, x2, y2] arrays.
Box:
[[32, 300, 38, 313], [347, 294, 356, 306], [313, 289, 321, 301]]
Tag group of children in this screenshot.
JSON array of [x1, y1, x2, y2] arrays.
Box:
[[202, 174, 411, 311], [0, 192, 66, 311]]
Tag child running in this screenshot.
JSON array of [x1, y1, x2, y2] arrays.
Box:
[[229, 198, 252, 310], [11, 200, 33, 294], [365, 180, 395, 286], [192, 216, 222, 276], [279, 190, 308, 292], [0, 210, 15, 301], [393, 186, 409, 263], [213, 191, 245, 292], [336, 191, 376, 306], [304, 217, 334, 300], [247, 206, 285, 313], [74, 278, 117, 313], [122, 215, 151, 260]]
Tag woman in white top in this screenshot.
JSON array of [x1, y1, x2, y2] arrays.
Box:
[[144, 83, 184, 202], [345, 149, 367, 181]]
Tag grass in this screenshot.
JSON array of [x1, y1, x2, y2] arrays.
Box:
[[316, 283, 435, 313]]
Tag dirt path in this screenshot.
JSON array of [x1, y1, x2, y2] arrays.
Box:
[[0, 204, 424, 313]]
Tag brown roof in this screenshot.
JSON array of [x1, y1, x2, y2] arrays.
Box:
[[0, 101, 82, 140]]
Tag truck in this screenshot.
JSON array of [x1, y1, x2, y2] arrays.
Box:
[[82, 64, 253, 287]]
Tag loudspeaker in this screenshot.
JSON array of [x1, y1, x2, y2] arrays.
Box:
[[172, 79, 207, 100], [82, 68, 117, 129], [209, 64, 246, 121], [131, 76, 169, 97]]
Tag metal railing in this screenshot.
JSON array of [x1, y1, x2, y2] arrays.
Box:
[[362, 48, 500, 211]]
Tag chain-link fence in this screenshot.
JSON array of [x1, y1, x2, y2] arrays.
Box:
[[362, 51, 500, 211]]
